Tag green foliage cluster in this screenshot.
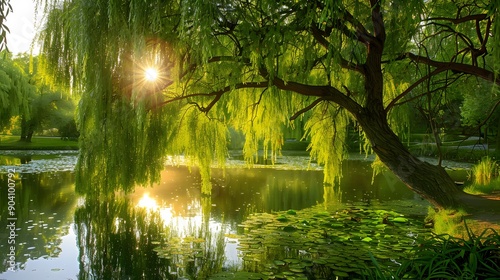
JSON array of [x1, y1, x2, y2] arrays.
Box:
[[0, 53, 77, 140], [464, 157, 500, 194], [472, 157, 498, 185], [0, 52, 33, 128], [425, 207, 469, 237], [36, 0, 500, 207], [371, 226, 500, 280]]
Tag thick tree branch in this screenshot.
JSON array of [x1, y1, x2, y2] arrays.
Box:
[[425, 14, 488, 24], [404, 52, 499, 85], [362, 0, 386, 110], [370, 0, 386, 47], [270, 76, 362, 115]]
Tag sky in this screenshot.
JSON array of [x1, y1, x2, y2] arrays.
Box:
[[6, 0, 38, 55]]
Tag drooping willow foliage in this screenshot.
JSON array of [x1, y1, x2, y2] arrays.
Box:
[[0, 52, 33, 129], [37, 0, 500, 198]]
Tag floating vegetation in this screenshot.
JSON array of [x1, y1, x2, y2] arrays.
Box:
[[227, 204, 431, 279], [0, 151, 78, 173]]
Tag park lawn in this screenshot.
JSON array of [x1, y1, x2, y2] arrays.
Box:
[[0, 135, 79, 150]]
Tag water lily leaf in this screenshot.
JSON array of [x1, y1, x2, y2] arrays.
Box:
[[333, 270, 349, 277], [276, 215, 289, 222], [393, 217, 408, 223], [283, 226, 297, 232], [274, 260, 286, 266]]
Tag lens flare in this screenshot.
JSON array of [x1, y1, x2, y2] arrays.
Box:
[[144, 68, 158, 81]]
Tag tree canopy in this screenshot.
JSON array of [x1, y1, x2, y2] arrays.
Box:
[[0, 52, 33, 130], [38, 0, 500, 209]]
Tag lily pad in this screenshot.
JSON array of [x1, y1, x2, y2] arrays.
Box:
[[393, 217, 409, 223]]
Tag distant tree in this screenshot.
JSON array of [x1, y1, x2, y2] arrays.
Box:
[[59, 119, 79, 140], [39, 0, 500, 210], [0, 51, 33, 131], [13, 54, 76, 142]]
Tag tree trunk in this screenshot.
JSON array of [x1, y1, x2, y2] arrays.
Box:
[[20, 117, 34, 143], [356, 107, 464, 209]]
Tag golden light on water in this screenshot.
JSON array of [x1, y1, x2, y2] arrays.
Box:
[[136, 193, 174, 223], [137, 193, 158, 210]]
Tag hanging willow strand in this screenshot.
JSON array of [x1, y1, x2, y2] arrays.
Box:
[[36, 0, 500, 202]]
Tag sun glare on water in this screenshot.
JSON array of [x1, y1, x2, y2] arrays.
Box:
[[137, 193, 158, 210], [144, 68, 158, 82]]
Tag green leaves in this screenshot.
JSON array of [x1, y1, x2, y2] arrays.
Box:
[[0, 53, 33, 129], [393, 226, 500, 279]]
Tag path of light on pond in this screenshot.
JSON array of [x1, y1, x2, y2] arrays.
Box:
[[134, 191, 240, 266]]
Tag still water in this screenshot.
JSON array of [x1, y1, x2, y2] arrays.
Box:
[[0, 151, 470, 279]]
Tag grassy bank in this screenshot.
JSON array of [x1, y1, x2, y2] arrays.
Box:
[[0, 135, 79, 150]]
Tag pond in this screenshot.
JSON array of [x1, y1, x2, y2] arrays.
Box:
[[0, 151, 471, 279]]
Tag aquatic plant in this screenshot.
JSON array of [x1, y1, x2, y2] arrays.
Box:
[[228, 205, 431, 279]]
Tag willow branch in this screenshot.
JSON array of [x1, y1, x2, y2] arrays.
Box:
[[475, 98, 500, 130], [157, 81, 268, 109], [403, 52, 500, 85], [269, 76, 362, 115], [425, 14, 488, 24], [290, 98, 325, 120], [310, 25, 365, 74], [386, 68, 444, 112]]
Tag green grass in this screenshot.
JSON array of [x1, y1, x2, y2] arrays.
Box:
[[471, 157, 498, 185], [366, 223, 500, 279], [464, 180, 500, 195], [0, 135, 79, 150], [463, 157, 500, 194], [425, 207, 469, 237]]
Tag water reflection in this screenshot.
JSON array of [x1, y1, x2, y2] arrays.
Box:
[[75, 192, 171, 279], [0, 172, 77, 278], [0, 156, 470, 279]]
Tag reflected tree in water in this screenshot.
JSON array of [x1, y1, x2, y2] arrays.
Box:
[[0, 172, 75, 272], [75, 186, 226, 279], [75, 191, 170, 280]]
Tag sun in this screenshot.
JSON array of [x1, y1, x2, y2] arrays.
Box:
[[144, 67, 159, 82], [137, 193, 158, 210]]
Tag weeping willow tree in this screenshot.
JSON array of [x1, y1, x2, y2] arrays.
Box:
[[0, 51, 33, 130], [38, 0, 500, 210]]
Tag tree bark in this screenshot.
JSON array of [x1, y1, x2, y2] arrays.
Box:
[[356, 107, 464, 209], [20, 117, 35, 143]]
